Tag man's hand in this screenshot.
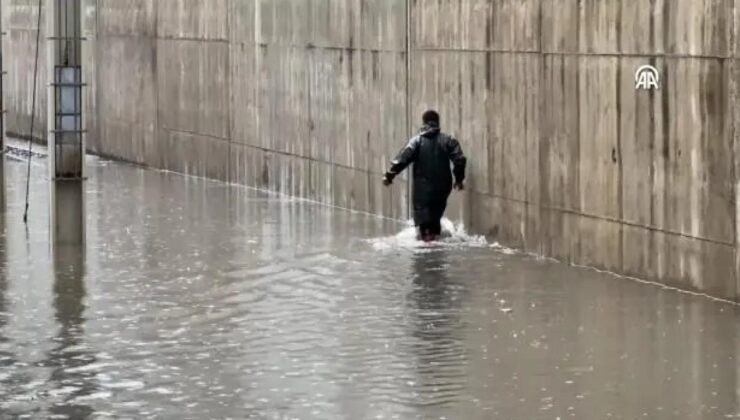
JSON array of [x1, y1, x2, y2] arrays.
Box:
[[382, 174, 394, 187], [454, 181, 465, 191]]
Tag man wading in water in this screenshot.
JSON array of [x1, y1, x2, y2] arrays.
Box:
[[382, 110, 467, 242]]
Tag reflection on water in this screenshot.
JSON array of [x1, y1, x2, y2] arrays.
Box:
[[406, 251, 469, 413], [0, 153, 739, 419], [47, 245, 96, 419], [0, 205, 11, 391]]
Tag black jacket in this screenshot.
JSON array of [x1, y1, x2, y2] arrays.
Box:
[[385, 123, 467, 202]]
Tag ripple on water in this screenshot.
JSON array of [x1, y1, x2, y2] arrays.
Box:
[[1, 155, 739, 420]]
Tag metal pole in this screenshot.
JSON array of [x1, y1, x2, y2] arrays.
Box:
[[0, 0, 5, 211], [0, 0, 5, 150], [49, 0, 85, 246]]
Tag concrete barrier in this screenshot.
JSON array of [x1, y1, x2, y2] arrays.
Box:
[[4, 0, 740, 300]]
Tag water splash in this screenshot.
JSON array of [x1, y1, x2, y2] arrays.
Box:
[[489, 242, 518, 255], [367, 218, 488, 251]]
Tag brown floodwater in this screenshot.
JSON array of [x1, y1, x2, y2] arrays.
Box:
[[0, 149, 739, 419]]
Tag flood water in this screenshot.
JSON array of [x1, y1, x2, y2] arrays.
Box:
[[1, 150, 739, 420]]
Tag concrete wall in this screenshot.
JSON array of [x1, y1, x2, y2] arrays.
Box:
[[4, 0, 47, 141], [78, 0, 409, 219], [4, 0, 740, 301], [409, 0, 738, 302]]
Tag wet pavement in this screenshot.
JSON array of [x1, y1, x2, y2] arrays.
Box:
[[0, 150, 739, 420]]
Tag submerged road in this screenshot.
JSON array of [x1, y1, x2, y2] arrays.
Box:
[[0, 152, 738, 419]]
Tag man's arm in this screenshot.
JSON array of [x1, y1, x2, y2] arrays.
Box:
[[448, 138, 467, 189], [383, 137, 420, 185]]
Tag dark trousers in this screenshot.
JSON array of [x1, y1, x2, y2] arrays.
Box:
[[414, 195, 449, 237], [419, 220, 442, 236]]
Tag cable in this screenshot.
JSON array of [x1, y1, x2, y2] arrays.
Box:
[[23, 0, 43, 224]]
